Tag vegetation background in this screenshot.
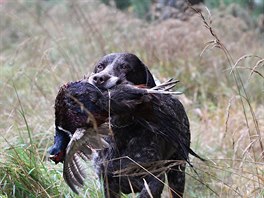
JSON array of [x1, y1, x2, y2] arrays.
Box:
[[0, 0, 263, 197]]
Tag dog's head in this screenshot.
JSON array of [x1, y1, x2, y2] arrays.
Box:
[[88, 53, 156, 89]]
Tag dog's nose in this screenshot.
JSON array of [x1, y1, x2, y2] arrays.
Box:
[[92, 74, 110, 85]]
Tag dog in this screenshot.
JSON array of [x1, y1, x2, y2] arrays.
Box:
[[87, 53, 192, 198]]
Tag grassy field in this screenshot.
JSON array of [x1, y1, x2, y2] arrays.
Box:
[[0, 1, 263, 197]]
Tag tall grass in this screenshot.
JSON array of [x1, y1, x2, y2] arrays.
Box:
[[0, 0, 263, 197], [1, 89, 60, 197]]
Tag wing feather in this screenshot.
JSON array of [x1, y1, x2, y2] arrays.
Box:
[[63, 127, 109, 194], [150, 78, 180, 91]]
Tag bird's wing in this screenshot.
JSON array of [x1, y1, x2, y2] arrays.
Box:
[[148, 78, 182, 95], [150, 78, 179, 90], [63, 127, 109, 194]]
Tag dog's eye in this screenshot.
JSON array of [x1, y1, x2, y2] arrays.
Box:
[[119, 64, 127, 70], [97, 64, 104, 71]]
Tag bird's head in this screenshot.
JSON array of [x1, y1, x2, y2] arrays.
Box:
[[49, 80, 108, 164], [49, 126, 71, 164]]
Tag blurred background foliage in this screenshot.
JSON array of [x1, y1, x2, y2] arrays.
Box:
[[0, 0, 263, 197], [205, 0, 264, 16], [98, 0, 264, 19]]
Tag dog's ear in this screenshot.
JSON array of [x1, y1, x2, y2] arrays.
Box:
[[143, 64, 156, 88], [126, 61, 156, 88]]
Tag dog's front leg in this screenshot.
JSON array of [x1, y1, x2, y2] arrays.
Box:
[[104, 189, 120, 198], [103, 178, 121, 198], [138, 174, 165, 198]]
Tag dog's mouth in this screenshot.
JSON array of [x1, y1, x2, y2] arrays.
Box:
[[103, 77, 119, 89], [88, 72, 129, 89], [89, 76, 120, 89], [116, 78, 123, 85]]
